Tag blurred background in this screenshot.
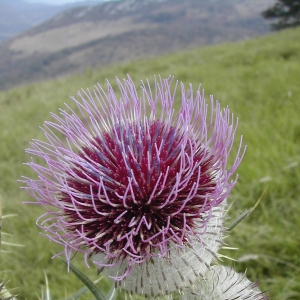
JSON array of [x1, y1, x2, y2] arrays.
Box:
[[1, 0, 300, 299], [0, 0, 274, 90]]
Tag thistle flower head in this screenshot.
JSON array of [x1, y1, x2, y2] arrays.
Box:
[[180, 265, 268, 300], [23, 76, 244, 296]]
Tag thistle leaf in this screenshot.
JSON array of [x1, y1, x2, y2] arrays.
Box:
[[65, 286, 89, 300], [65, 277, 104, 300], [0, 281, 16, 300], [60, 259, 106, 300], [227, 186, 268, 232], [43, 271, 51, 300], [106, 286, 117, 300]]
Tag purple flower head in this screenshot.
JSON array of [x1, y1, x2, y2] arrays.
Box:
[[23, 76, 244, 296]]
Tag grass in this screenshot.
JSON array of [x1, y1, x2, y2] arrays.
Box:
[[1, 26, 300, 299]]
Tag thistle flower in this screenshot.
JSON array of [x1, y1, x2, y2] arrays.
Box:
[[0, 281, 16, 300], [179, 266, 268, 300], [23, 76, 244, 297]]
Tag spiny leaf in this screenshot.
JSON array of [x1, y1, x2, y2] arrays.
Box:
[[106, 286, 117, 300], [0, 281, 17, 300], [227, 186, 268, 232], [65, 286, 89, 300], [43, 271, 51, 300], [65, 276, 104, 300], [60, 258, 106, 300]]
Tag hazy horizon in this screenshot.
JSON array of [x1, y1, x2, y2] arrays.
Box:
[[24, 0, 109, 5]]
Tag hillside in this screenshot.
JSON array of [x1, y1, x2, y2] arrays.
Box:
[[0, 0, 69, 42], [0, 0, 106, 43], [0, 0, 275, 91], [1, 26, 300, 299]]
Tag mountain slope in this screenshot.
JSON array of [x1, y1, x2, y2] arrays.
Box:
[[0, 0, 106, 42], [0, 0, 67, 42], [0, 0, 274, 90]]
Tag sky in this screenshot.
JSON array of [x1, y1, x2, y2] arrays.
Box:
[[24, 0, 107, 5]]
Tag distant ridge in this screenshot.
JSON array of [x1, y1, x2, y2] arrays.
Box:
[[0, 0, 274, 90], [0, 0, 106, 42]]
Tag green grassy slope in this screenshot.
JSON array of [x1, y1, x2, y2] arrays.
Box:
[[1, 27, 300, 299]]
